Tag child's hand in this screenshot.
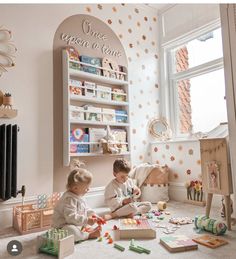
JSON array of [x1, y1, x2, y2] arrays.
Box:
[[87, 217, 97, 226], [122, 197, 132, 205], [133, 188, 140, 195]]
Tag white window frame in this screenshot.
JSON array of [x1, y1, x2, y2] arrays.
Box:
[[160, 18, 224, 139]]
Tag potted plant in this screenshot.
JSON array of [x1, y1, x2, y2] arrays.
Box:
[[3, 92, 13, 108]]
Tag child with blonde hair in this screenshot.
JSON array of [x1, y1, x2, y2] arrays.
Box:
[[104, 158, 152, 219], [52, 161, 102, 242]]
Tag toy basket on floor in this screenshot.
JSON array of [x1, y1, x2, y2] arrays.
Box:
[[13, 204, 54, 235]]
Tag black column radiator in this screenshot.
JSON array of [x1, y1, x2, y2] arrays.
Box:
[[0, 124, 18, 201]]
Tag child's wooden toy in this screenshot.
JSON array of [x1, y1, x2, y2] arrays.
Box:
[[169, 217, 193, 225], [114, 243, 125, 251], [91, 215, 106, 226], [38, 228, 74, 259], [157, 201, 167, 211], [13, 192, 61, 235], [129, 239, 151, 254], [13, 204, 53, 235], [192, 235, 228, 248], [160, 235, 198, 253], [97, 237, 103, 242], [118, 219, 156, 239], [194, 215, 227, 235]]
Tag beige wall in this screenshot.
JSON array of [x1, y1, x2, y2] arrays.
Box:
[[0, 4, 159, 199]]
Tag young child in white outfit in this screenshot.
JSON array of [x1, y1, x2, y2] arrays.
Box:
[[104, 159, 152, 219], [52, 165, 102, 242]]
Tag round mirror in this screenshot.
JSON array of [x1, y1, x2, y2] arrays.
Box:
[[148, 118, 172, 140]]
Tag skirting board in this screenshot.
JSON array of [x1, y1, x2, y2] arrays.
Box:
[[185, 200, 206, 207], [0, 187, 105, 229]]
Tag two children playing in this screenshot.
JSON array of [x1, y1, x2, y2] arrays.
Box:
[[52, 159, 151, 242]]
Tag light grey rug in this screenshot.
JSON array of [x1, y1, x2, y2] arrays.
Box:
[[0, 201, 236, 259]]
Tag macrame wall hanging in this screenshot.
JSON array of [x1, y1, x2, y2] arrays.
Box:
[[0, 25, 17, 77]]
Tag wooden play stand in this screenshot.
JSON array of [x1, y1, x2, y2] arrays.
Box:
[[200, 137, 233, 230]]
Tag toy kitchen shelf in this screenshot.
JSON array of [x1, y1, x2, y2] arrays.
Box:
[[62, 49, 131, 166]]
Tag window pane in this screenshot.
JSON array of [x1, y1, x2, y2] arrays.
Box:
[[174, 28, 223, 73], [177, 69, 227, 134]]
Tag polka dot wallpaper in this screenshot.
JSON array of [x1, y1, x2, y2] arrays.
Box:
[[82, 4, 159, 166], [151, 141, 202, 184]]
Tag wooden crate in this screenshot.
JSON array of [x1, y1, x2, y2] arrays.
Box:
[[13, 204, 54, 235]]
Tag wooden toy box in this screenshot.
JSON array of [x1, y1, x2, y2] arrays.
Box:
[[13, 204, 53, 235]]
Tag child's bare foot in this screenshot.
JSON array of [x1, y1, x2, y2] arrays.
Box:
[[88, 228, 101, 239]]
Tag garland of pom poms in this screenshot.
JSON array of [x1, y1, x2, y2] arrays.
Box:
[[195, 215, 227, 235]]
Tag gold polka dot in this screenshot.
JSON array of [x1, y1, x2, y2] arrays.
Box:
[[162, 154, 166, 159], [144, 16, 148, 21], [137, 41, 140, 45], [166, 144, 170, 150], [145, 49, 148, 54], [128, 28, 132, 33], [154, 54, 158, 59], [137, 22, 141, 27], [151, 41, 155, 46], [178, 145, 183, 151], [188, 149, 194, 155], [128, 15, 132, 20], [119, 34, 123, 39], [142, 65, 145, 70], [142, 35, 146, 40], [107, 19, 112, 24], [136, 53, 140, 58], [128, 57, 132, 62], [142, 140, 147, 145], [135, 8, 139, 13], [97, 4, 102, 10], [155, 84, 159, 88], [170, 156, 175, 161], [197, 160, 201, 165], [174, 173, 178, 179], [139, 155, 143, 160], [129, 43, 133, 48], [148, 152, 151, 156], [86, 7, 91, 12], [149, 26, 152, 31], [179, 159, 183, 164], [186, 169, 191, 175], [121, 3, 125, 6], [118, 19, 122, 24], [138, 104, 142, 108], [153, 17, 157, 22], [112, 7, 117, 12], [132, 129, 136, 134], [154, 147, 158, 152]]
